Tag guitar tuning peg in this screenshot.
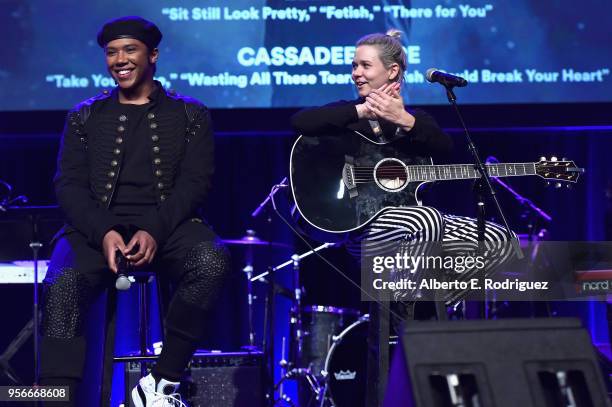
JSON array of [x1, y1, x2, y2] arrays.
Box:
[[561, 157, 567, 161], [555, 182, 562, 188], [540, 156, 546, 161], [551, 156, 558, 162]]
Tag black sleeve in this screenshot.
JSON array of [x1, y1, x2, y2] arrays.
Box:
[[134, 105, 214, 245], [395, 108, 453, 158], [290, 100, 359, 136], [54, 109, 122, 247]]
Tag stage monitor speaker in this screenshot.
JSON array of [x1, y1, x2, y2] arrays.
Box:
[[384, 318, 610, 407], [125, 351, 265, 407]]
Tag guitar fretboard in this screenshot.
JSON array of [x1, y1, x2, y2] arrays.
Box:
[[374, 163, 538, 182]]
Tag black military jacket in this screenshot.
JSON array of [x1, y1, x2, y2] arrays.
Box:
[[54, 82, 214, 248]]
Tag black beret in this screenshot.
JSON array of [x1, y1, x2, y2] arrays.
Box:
[[97, 16, 162, 49]]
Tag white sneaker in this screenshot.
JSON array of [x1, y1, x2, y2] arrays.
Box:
[[131, 373, 187, 407]]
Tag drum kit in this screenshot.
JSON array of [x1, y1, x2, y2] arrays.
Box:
[[287, 307, 370, 407], [221, 229, 370, 407]]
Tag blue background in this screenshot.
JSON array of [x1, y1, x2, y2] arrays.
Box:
[[1, 0, 611, 110]]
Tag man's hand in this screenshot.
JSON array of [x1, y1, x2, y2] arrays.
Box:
[[102, 230, 127, 273], [125, 230, 157, 267], [365, 82, 415, 131]]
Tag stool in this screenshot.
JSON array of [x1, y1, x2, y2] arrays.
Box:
[[100, 270, 167, 406]]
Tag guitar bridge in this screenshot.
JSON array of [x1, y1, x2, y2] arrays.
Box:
[[343, 156, 358, 198]]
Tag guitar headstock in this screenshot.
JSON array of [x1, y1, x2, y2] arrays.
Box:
[[535, 156, 584, 185]]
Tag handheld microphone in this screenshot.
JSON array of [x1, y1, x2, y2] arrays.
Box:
[[115, 250, 131, 290], [426, 68, 468, 88]]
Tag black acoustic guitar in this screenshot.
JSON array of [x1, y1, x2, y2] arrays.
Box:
[[290, 129, 583, 233]]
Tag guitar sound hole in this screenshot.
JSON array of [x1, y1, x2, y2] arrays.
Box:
[[374, 159, 408, 191]]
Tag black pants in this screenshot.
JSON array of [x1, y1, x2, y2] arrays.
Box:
[[39, 217, 230, 385]]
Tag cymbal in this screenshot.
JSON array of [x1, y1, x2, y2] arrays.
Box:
[[221, 236, 292, 249]]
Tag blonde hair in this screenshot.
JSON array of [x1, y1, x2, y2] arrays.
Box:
[[356, 29, 406, 82]]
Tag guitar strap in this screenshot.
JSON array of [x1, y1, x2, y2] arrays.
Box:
[[369, 119, 396, 144], [368, 119, 383, 138], [367, 119, 407, 144]]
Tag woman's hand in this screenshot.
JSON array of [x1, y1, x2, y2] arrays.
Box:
[[356, 83, 399, 120], [355, 103, 376, 120], [365, 82, 415, 131]]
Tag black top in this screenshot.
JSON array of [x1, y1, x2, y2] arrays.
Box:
[[290, 99, 453, 159], [55, 82, 214, 247], [110, 102, 157, 215]]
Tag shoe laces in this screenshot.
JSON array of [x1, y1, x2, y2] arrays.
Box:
[[151, 390, 187, 407]]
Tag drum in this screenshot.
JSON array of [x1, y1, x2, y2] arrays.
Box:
[[290, 305, 360, 378], [323, 315, 370, 407]]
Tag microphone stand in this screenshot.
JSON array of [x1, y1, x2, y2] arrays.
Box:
[[0, 181, 50, 386], [251, 177, 287, 218], [250, 177, 289, 405], [485, 156, 552, 224], [444, 86, 523, 261], [442, 86, 522, 321], [485, 157, 554, 318], [0, 205, 56, 387]]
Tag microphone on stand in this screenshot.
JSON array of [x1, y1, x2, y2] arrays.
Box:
[[426, 68, 468, 88], [115, 249, 131, 290], [251, 176, 288, 217]]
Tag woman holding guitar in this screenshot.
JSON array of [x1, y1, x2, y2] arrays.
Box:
[[291, 30, 515, 308]]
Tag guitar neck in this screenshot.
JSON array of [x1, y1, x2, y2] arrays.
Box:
[[408, 163, 537, 182]]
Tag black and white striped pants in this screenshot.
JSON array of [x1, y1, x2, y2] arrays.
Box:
[[347, 206, 517, 302]]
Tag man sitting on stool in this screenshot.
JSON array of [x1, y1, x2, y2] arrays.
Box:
[[40, 16, 230, 406]]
